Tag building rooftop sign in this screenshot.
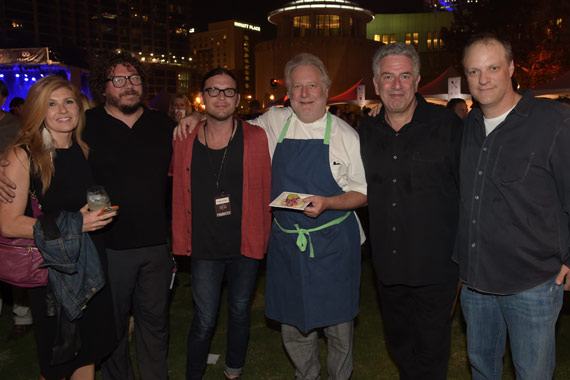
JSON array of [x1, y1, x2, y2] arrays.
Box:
[[0, 47, 54, 65], [234, 21, 261, 32]]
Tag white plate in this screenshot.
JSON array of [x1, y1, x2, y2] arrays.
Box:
[[269, 191, 313, 210]]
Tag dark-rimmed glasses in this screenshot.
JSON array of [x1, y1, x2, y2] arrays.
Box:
[[106, 75, 142, 88], [202, 87, 238, 97]]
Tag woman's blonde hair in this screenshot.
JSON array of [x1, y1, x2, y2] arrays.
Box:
[[168, 93, 191, 119], [9, 76, 89, 193]]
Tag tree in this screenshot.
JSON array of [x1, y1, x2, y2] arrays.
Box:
[[441, 0, 570, 88]]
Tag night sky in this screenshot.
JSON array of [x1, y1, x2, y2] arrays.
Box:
[[191, 0, 425, 38]]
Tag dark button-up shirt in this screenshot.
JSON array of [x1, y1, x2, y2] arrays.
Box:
[[454, 91, 570, 294], [84, 106, 175, 250], [359, 94, 462, 286]]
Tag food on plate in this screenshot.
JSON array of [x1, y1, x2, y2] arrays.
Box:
[[282, 193, 303, 208]]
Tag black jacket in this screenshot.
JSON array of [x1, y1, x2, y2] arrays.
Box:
[[454, 91, 570, 294]]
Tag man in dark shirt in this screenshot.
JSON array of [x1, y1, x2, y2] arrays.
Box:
[[359, 42, 462, 380], [456, 33, 570, 379], [86, 52, 175, 380], [170, 68, 271, 380], [0, 53, 174, 379]]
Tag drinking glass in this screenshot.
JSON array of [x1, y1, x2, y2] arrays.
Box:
[[86, 185, 111, 211]]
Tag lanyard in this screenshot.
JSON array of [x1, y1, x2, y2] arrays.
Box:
[[204, 120, 236, 193]]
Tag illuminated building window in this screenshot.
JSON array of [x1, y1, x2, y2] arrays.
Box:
[[374, 34, 381, 42], [427, 31, 432, 49], [293, 15, 310, 38], [382, 34, 389, 44], [350, 17, 357, 37], [390, 34, 396, 43], [316, 15, 340, 37], [413, 32, 419, 47], [433, 31, 441, 48], [405, 33, 411, 45]]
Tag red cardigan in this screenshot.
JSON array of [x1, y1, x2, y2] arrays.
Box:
[[171, 120, 272, 259]]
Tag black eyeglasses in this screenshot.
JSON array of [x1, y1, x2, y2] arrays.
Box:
[[202, 87, 238, 97], [106, 75, 142, 88]]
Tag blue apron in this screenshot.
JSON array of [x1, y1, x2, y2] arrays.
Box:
[[265, 112, 361, 333]]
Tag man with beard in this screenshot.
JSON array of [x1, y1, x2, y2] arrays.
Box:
[[170, 68, 271, 380], [85, 52, 175, 380], [0, 52, 174, 379]]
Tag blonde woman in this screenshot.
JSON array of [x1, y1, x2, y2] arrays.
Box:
[[0, 76, 117, 380], [168, 93, 192, 122]]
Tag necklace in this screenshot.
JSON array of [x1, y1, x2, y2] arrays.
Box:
[[203, 119, 236, 193]]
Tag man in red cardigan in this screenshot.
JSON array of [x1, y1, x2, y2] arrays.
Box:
[[170, 68, 271, 380]]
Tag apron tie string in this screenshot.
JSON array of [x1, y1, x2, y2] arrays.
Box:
[[274, 211, 352, 258]]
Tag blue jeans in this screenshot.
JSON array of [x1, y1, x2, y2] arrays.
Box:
[[186, 256, 260, 380], [460, 278, 563, 380]]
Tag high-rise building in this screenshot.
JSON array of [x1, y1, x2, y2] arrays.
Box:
[[1, 0, 196, 101], [188, 20, 263, 105], [2, 0, 193, 60]]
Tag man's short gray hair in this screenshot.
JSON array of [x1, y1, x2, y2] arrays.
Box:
[[372, 42, 421, 80], [284, 53, 331, 93]]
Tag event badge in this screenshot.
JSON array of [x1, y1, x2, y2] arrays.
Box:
[[214, 194, 231, 217]]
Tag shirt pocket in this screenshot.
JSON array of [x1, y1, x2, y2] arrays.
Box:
[[410, 151, 444, 189], [329, 160, 347, 190], [491, 145, 534, 183]]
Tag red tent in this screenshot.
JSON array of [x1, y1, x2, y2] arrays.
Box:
[[327, 78, 363, 103]]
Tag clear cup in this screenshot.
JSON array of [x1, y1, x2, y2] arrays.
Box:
[[86, 185, 111, 211]]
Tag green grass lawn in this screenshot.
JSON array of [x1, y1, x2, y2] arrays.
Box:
[[1, 255, 570, 379]]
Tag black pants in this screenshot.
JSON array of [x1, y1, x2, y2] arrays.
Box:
[[377, 279, 458, 380], [101, 244, 172, 380]]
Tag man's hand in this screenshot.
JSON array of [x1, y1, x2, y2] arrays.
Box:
[[369, 103, 383, 117], [172, 112, 203, 141], [302, 191, 367, 218], [303, 195, 329, 218], [0, 159, 16, 203], [79, 204, 117, 232], [555, 264, 570, 291]]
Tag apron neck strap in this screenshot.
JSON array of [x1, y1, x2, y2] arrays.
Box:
[[277, 112, 332, 145]]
